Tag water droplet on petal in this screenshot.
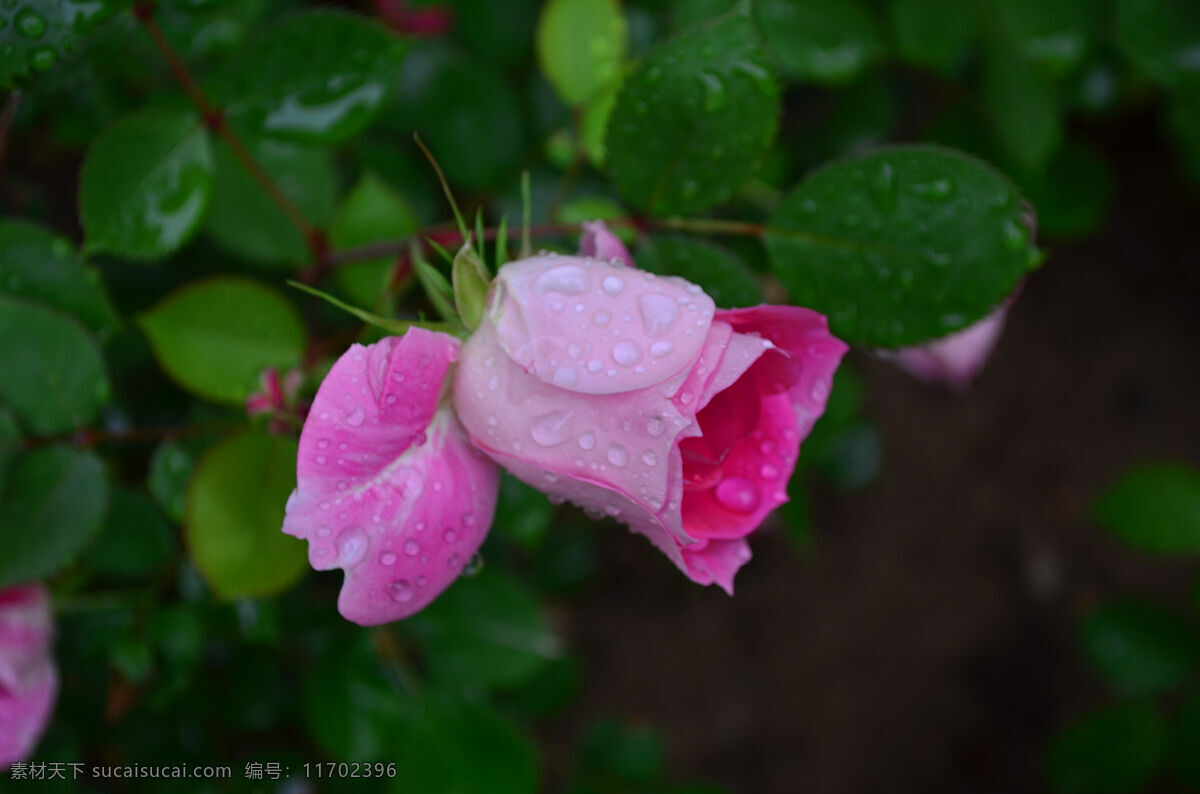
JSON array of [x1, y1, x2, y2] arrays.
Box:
[[715, 478, 761, 514], [380, 551, 397, 566], [638, 294, 679, 336], [650, 340, 674, 357], [336, 527, 368, 566], [536, 265, 590, 294], [531, 410, 574, 446], [760, 463, 779, 480], [553, 367, 579, 387], [579, 431, 596, 450], [345, 408, 365, 427], [592, 311, 611, 327], [443, 528, 457, 543], [810, 378, 830, 402], [612, 341, 642, 366], [607, 444, 629, 467], [646, 417, 666, 436], [390, 580, 413, 602], [404, 540, 420, 556], [642, 450, 658, 466], [603, 275, 625, 295]]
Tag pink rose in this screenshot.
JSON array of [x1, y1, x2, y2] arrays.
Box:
[[282, 328, 499, 625], [884, 300, 1011, 391], [0, 584, 58, 769], [452, 224, 847, 593]]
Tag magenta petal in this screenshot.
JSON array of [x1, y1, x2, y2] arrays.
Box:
[[579, 220, 633, 268], [283, 329, 500, 624], [0, 584, 57, 769], [680, 538, 752, 595]]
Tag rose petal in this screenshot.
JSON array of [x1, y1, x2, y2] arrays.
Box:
[[489, 254, 715, 395], [283, 329, 500, 624], [0, 584, 57, 769], [680, 538, 752, 595], [579, 220, 633, 268]]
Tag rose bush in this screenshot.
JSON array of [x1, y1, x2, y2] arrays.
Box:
[[284, 222, 846, 622], [0, 585, 57, 769]]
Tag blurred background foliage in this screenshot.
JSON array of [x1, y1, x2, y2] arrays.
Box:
[[0, 0, 1199, 791]]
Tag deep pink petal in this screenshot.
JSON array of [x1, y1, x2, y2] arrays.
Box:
[[579, 220, 633, 269], [283, 329, 500, 624], [680, 538, 752, 595], [0, 584, 57, 769]]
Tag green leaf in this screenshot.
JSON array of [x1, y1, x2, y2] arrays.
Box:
[[329, 172, 420, 308], [637, 235, 763, 307], [79, 108, 213, 260], [888, 0, 977, 75], [204, 135, 337, 266], [1081, 600, 1200, 696], [1173, 693, 1200, 787], [1047, 703, 1167, 794], [991, 0, 1097, 78], [406, 570, 560, 688], [388, 46, 525, 191], [493, 474, 556, 551], [0, 295, 109, 434], [0, 445, 108, 588], [0, 0, 119, 89], [139, 277, 305, 405], [537, 0, 627, 105], [393, 690, 539, 794], [580, 76, 622, 167], [580, 718, 664, 784], [85, 487, 176, 582], [303, 632, 405, 760], [448, 0, 539, 67], [607, 4, 779, 215], [216, 9, 407, 143], [147, 440, 194, 524], [765, 145, 1039, 347], [1115, 0, 1200, 91], [414, 260, 460, 324], [0, 410, 19, 493], [1021, 140, 1113, 240], [981, 37, 1064, 176], [1094, 463, 1200, 555], [184, 429, 306, 599], [754, 0, 885, 84], [0, 219, 118, 337]]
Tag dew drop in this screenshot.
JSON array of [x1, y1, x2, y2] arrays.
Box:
[[592, 310, 611, 327], [403, 540, 420, 557], [380, 551, 397, 566], [553, 367, 579, 387], [612, 341, 642, 366], [578, 431, 596, 450], [345, 408, 365, 427], [646, 417, 666, 436], [567, 343, 582, 358], [390, 580, 413, 602], [638, 294, 679, 336], [463, 554, 484, 576], [531, 410, 574, 446], [443, 528, 457, 543], [602, 275, 625, 295], [447, 554, 461, 569], [810, 378, 830, 402], [715, 478, 761, 514], [336, 527, 368, 566], [642, 450, 658, 466], [606, 444, 629, 467], [16, 8, 46, 38], [1002, 218, 1029, 252], [535, 264, 590, 294], [587, 358, 604, 373], [760, 463, 779, 481], [871, 161, 896, 212], [650, 340, 674, 358]]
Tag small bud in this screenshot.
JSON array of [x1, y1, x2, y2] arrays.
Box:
[[452, 236, 491, 331]]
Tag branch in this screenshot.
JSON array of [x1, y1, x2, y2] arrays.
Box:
[[132, 2, 325, 261], [23, 421, 236, 452]]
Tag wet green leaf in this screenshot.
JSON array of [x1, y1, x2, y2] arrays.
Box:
[[765, 145, 1039, 347], [0, 444, 108, 587], [80, 108, 213, 260], [754, 0, 884, 84], [889, 0, 977, 75], [139, 277, 305, 405], [982, 37, 1063, 176], [537, 0, 627, 105], [1021, 140, 1113, 239], [992, 0, 1097, 78], [205, 135, 337, 267], [1115, 0, 1200, 91], [607, 4, 779, 214], [0, 219, 118, 337], [185, 429, 307, 599], [1081, 600, 1200, 696], [0, 0, 119, 89], [1047, 703, 1167, 794], [0, 295, 108, 434], [1094, 463, 1200, 555], [303, 633, 404, 760], [147, 440, 195, 524], [217, 9, 407, 143]]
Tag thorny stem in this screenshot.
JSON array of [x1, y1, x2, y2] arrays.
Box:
[[132, 2, 324, 261]]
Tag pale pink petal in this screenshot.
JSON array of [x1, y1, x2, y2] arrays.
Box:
[[0, 584, 57, 769], [488, 254, 715, 395], [579, 220, 633, 268], [283, 329, 500, 624], [680, 538, 752, 595], [885, 303, 1009, 390]]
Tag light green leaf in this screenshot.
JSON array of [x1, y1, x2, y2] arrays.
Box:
[[1115, 0, 1200, 91], [637, 235, 762, 307], [765, 145, 1039, 347], [0, 444, 108, 587], [607, 4, 780, 215], [1081, 600, 1200, 696], [0, 218, 118, 337], [1047, 703, 1167, 794], [329, 172, 420, 308], [185, 429, 307, 599], [452, 239, 489, 331], [889, 0, 977, 75], [80, 108, 213, 260], [0, 295, 108, 434], [205, 135, 337, 267], [754, 0, 885, 85], [580, 75, 622, 167], [537, 0, 627, 105], [139, 277, 306, 405], [405, 570, 560, 688], [0, 0, 119, 89], [1094, 463, 1200, 554], [217, 9, 407, 143]]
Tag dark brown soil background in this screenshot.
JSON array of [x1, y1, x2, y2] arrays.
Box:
[[551, 117, 1200, 794]]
